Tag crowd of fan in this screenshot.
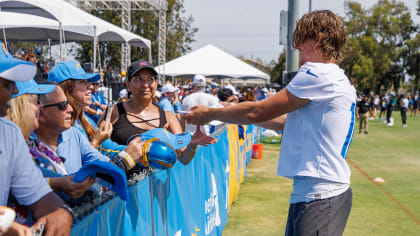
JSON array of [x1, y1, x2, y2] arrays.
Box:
[[0, 43, 224, 235]]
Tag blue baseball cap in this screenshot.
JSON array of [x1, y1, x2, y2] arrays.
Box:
[[48, 61, 100, 84], [127, 128, 191, 150], [73, 160, 128, 201], [13, 79, 56, 98], [0, 42, 36, 82]]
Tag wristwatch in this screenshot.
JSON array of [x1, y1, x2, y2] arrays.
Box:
[[60, 204, 75, 219]]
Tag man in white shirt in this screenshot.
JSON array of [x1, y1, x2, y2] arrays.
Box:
[[400, 94, 409, 127], [181, 75, 222, 135], [0, 42, 73, 235], [185, 10, 355, 236]]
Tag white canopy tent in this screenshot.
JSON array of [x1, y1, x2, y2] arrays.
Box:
[[0, 12, 93, 42], [154, 44, 270, 81], [0, 0, 151, 63]]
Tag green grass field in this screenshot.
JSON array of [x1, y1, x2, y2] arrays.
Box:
[[224, 113, 420, 235]]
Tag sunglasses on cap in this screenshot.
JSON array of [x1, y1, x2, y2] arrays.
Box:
[[42, 100, 70, 111]]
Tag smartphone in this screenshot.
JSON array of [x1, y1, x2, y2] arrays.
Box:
[[104, 105, 113, 123]]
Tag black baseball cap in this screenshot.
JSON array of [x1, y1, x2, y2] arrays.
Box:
[[127, 60, 158, 79]]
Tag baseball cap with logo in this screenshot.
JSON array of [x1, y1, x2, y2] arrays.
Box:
[[161, 83, 179, 93], [0, 42, 36, 82], [127, 128, 191, 150], [73, 160, 129, 201], [48, 61, 100, 84], [127, 60, 158, 79], [13, 79, 56, 98], [193, 74, 206, 86], [126, 128, 191, 169]]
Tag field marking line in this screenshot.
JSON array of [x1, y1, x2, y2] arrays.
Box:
[[348, 159, 420, 225]]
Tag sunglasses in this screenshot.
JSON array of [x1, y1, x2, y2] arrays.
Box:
[[42, 100, 70, 111]]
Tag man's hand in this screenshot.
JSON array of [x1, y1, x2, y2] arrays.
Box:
[[2, 222, 33, 236], [183, 105, 212, 125], [32, 208, 72, 236], [124, 137, 145, 163], [51, 176, 94, 199], [191, 125, 217, 146], [64, 176, 94, 199]]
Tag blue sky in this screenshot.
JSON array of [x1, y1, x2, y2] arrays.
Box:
[[183, 0, 420, 63]]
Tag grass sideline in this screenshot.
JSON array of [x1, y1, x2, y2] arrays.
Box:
[[223, 114, 420, 236]]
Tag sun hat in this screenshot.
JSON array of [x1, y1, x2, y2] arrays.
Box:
[[0, 41, 36, 82], [127, 60, 158, 79], [73, 160, 129, 201], [48, 61, 100, 84], [13, 79, 56, 98]]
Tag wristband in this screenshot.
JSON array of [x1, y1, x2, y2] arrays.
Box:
[[60, 204, 75, 219], [111, 156, 127, 172], [96, 110, 100, 115], [118, 151, 136, 170]]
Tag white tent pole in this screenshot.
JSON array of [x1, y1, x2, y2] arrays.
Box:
[[59, 22, 63, 62], [0, 6, 8, 50], [148, 47, 152, 62], [48, 38, 51, 59], [62, 24, 67, 59], [93, 26, 97, 72]]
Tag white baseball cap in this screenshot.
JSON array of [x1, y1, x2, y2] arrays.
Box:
[[119, 89, 128, 98], [161, 83, 178, 93], [192, 74, 206, 86]]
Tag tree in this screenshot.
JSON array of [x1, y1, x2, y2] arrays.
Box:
[[341, 0, 416, 94], [402, 0, 420, 92], [76, 0, 197, 70], [269, 50, 286, 86]]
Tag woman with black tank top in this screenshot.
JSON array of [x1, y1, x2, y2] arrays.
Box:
[[109, 60, 217, 165]]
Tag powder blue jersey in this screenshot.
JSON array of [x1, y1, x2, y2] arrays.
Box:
[[278, 62, 356, 184]]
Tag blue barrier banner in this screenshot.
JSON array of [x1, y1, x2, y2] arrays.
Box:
[[71, 126, 257, 235]]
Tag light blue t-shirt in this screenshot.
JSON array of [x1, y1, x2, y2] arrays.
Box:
[[158, 97, 175, 114], [56, 127, 109, 174]]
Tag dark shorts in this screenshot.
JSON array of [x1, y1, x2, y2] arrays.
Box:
[[285, 187, 352, 236]]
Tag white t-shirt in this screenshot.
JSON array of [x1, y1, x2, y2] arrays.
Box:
[[181, 91, 222, 134], [0, 117, 52, 206], [278, 62, 356, 184], [401, 98, 409, 108]]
